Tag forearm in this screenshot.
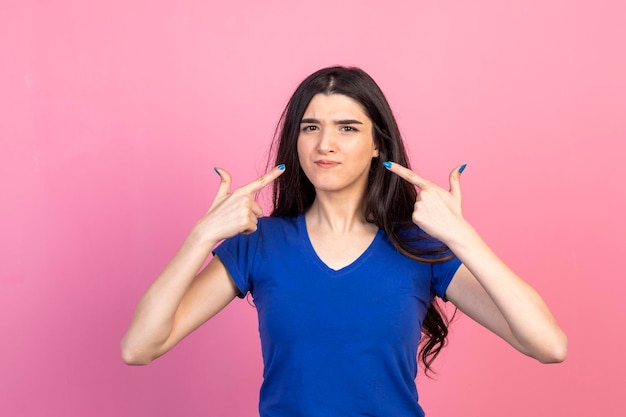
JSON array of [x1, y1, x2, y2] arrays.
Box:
[[121, 230, 219, 364], [447, 221, 568, 362]]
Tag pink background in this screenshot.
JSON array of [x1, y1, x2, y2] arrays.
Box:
[[1, 0, 625, 416]]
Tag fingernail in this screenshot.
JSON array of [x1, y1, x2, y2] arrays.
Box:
[[213, 167, 221, 176], [383, 161, 392, 169], [459, 163, 467, 174], [277, 164, 285, 170]]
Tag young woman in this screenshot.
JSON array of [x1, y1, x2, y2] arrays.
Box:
[[121, 66, 567, 416]]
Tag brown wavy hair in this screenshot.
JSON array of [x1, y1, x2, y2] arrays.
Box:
[[267, 66, 455, 375]]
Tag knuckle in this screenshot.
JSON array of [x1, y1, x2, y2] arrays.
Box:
[[238, 217, 250, 229]]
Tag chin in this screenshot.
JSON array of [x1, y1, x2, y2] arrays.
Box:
[[309, 182, 343, 193]]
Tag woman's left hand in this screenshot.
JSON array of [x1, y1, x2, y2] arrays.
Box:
[[384, 162, 469, 244]]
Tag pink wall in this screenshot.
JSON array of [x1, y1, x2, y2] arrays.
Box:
[[1, 0, 624, 415]]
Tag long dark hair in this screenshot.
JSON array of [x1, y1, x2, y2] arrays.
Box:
[[267, 66, 455, 375]]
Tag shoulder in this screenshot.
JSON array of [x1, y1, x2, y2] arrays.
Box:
[[259, 215, 298, 227], [394, 223, 449, 255], [217, 215, 300, 252], [258, 215, 300, 235]]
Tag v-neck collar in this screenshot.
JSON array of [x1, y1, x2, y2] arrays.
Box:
[[298, 214, 382, 275]]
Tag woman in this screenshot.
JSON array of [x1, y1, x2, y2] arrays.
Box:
[[121, 66, 567, 416]]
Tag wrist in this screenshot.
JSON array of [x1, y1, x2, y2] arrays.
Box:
[[443, 219, 483, 253], [186, 221, 222, 251]]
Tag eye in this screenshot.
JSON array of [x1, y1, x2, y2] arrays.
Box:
[[301, 125, 318, 132], [340, 126, 358, 132]]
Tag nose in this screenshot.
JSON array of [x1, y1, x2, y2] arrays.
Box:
[[318, 128, 336, 154]]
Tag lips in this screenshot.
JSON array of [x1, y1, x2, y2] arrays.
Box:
[[314, 160, 340, 168]]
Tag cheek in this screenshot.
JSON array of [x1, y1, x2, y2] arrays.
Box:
[[356, 141, 377, 162], [296, 138, 311, 175], [297, 136, 317, 160]]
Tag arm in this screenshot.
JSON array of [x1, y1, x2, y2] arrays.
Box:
[[120, 165, 285, 365], [445, 233, 567, 363], [385, 162, 567, 363], [120, 240, 238, 365]]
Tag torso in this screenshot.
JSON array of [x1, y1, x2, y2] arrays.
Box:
[[213, 215, 462, 417]]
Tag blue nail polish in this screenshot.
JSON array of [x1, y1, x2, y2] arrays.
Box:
[[459, 164, 467, 174], [278, 164, 286, 170], [383, 161, 392, 169], [213, 167, 221, 176]]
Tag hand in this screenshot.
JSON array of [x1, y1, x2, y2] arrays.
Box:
[[384, 162, 468, 244], [193, 165, 286, 244]]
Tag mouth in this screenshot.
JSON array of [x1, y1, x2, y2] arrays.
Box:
[[314, 160, 340, 169]]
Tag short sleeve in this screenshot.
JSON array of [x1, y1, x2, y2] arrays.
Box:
[[212, 229, 261, 298], [397, 224, 463, 300], [431, 256, 462, 300]]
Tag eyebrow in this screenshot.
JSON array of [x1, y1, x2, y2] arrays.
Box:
[[300, 118, 364, 125]]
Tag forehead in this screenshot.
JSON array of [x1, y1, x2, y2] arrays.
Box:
[[302, 93, 370, 120]]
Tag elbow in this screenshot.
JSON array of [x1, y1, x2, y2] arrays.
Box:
[[121, 351, 152, 366], [120, 338, 155, 366], [537, 332, 569, 364], [539, 344, 568, 364]]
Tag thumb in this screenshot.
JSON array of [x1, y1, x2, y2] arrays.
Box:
[[449, 164, 466, 199], [213, 167, 232, 200]]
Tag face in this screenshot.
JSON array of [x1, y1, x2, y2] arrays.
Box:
[[297, 93, 379, 197]]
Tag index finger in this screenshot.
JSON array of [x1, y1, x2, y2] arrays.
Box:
[[383, 161, 430, 189], [239, 164, 286, 195]]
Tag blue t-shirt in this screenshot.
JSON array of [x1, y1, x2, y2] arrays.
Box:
[[213, 214, 461, 417]]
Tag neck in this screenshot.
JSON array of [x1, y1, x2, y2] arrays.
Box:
[[306, 191, 370, 233]]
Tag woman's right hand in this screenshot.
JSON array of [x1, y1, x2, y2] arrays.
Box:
[[192, 165, 286, 245]]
